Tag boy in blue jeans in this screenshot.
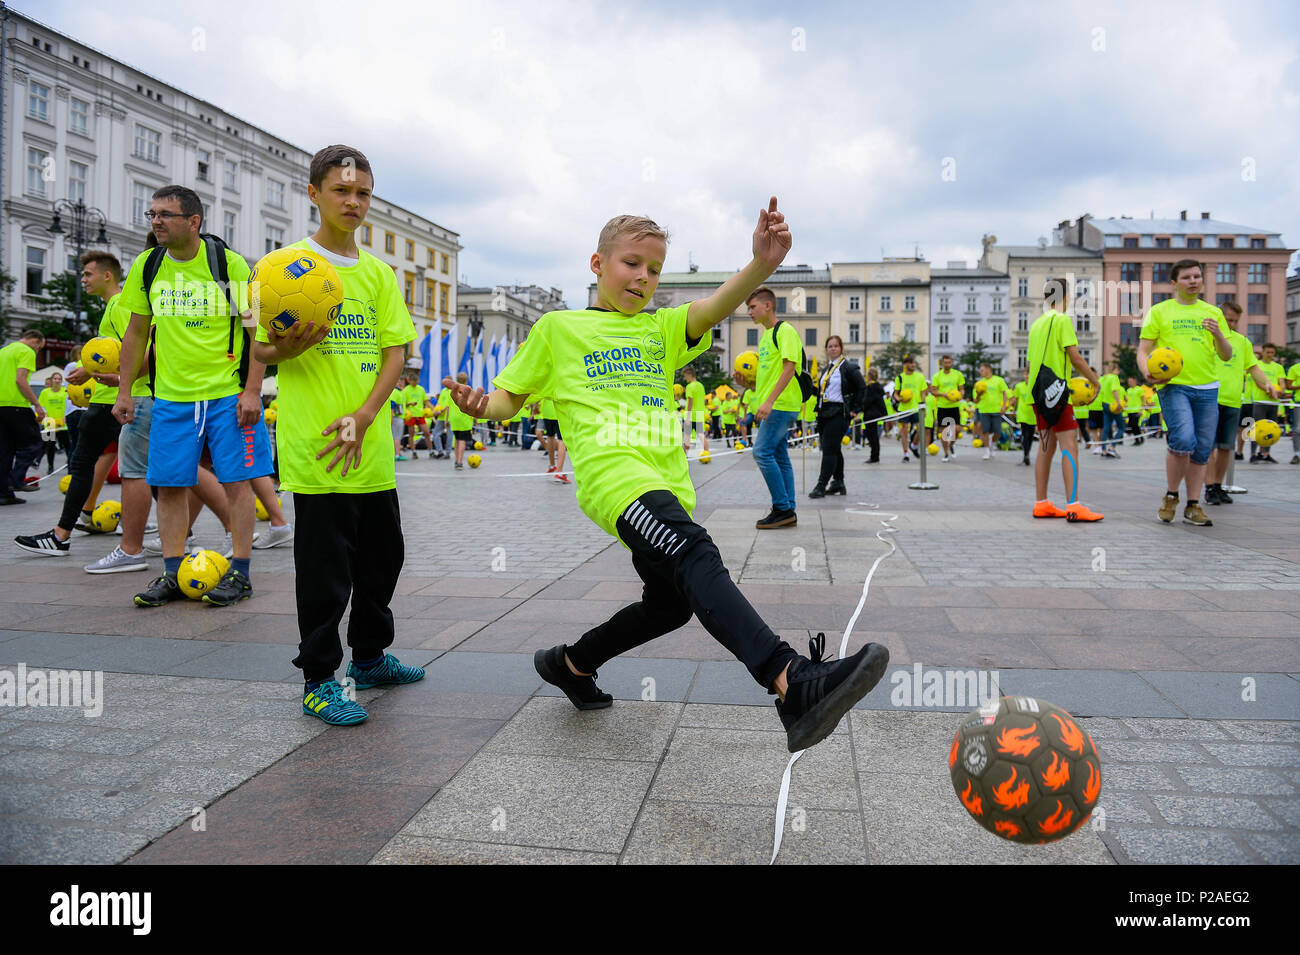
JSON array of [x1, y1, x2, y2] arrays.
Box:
[[445, 199, 887, 752], [252, 146, 424, 724]]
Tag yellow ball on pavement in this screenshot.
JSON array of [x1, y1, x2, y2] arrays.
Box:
[[178, 551, 223, 599], [927, 443, 939, 455], [91, 500, 121, 532], [467, 454, 482, 468]]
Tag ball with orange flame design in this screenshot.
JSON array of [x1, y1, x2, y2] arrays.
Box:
[[948, 696, 1102, 844]]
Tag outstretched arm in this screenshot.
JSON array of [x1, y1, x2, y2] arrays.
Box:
[[686, 197, 791, 340]]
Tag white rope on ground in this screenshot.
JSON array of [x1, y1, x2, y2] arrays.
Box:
[[770, 499, 900, 864]]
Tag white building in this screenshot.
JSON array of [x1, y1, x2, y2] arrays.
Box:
[[928, 261, 1010, 373]]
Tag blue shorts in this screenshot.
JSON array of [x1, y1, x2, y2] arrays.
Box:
[[118, 396, 153, 480], [1214, 404, 1241, 450], [148, 395, 274, 487]]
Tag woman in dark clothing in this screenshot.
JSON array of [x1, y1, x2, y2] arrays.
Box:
[[810, 336, 866, 498], [860, 367, 886, 463]]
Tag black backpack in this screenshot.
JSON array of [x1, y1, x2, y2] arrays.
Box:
[[140, 233, 247, 396], [1029, 312, 1068, 428], [771, 320, 817, 403]]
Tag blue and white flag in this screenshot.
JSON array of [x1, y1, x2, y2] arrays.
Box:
[[457, 327, 473, 376], [441, 322, 458, 388], [417, 331, 433, 391]]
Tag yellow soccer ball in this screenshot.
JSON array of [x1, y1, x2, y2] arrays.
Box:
[[59, 474, 72, 494], [91, 500, 121, 532], [254, 495, 280, 521], [467, 454, 482, 468], [474, 441, 484, 450], [736, 441, 747, 452], [68, 381, 96, 407], [841, 435, 851, 446], [1254, 419, 1282, 447], [946, 389, 961, 402], [972, 438, 984, 448], [264, 407, 278, 426], [81, 336, 121, 375], [734, 351, 759, 377], [1147, 347, 1183, 381], [928, 443, 939, 455], [673, 383, 684, 398], [431, 405, 445, 416], [251, 247, 344, 335], [178, 551, 223, 599], [1109, 401, 1122, 415], [699, 451, 712, 463], [975, 380, 988, 395], [898, 388, 914, 403], [1069, 377, 1097, 405]]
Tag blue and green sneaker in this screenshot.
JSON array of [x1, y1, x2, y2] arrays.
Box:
[[346, 653, 426, 689], [303, 679, 368, 725]]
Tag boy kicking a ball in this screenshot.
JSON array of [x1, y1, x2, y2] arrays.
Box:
[[445, 199, 888, 752], [251, 145, 423, 725]]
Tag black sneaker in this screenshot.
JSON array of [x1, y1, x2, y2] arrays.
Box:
[[756, 509, 797, 529], [134, 573, 185, 607], [1204, 486, 1222, 505], [534, 645, 612, 710], [13, 530, 70, 556], [826, 480, 847, 496], [808, 484, 827, 499], [776, 635, 890, 752], [1234, 452, 1244, 460], [202, 568, 253, 606], [0, 496, 24, 506]]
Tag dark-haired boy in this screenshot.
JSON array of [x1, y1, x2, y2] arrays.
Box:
[[445, 199, 888, 753], [251, 145, 421, 725]]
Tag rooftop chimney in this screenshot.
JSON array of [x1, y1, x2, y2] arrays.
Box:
[[1201, 211, 1211, 220], [1180, 210, 1187, 220]]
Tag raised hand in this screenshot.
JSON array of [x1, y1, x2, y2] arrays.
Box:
[[752, 196, 792, 269], [442, 376, 490, 418]]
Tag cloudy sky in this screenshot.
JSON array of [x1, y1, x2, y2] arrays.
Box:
[[30, 0, 1300, 304]]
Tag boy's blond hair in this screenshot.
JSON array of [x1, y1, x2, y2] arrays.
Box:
[[597, 215, 669, 256]]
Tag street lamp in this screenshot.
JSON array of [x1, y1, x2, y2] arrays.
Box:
[[48, 198, 109, 335]]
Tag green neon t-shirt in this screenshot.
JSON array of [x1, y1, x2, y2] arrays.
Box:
[[1215, 331, 1258, 409], [924, 393, 937, 429], [1012, 381, 1036, 424], [1125, 386, 1145, 414], [684, 380, 707, 422], [1139, 298, 1229, 388], [1027, 310, 1078, 395], [976, 376, 1008, 414], [38, 386, 66, 423], [741, 389, 756, 413], [931, 368, 965, 408], [494, 304, 709, 538], [757, 322, 803, 412], [119, 243, 251, 403], [1246, 360, 1284, 403], [721, 398, 738, 425], [437, 386, 453, 419], [254, 240, 415, 494], [802, 395, 817, 422], [401, 384, 427, 417], [90, 293, 151, 404], [0, 341, 36, 408], [892, 370, 926, 412]]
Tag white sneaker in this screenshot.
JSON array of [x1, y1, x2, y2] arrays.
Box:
[[983, 449, 991, 460], [84, 546, 148, 574], [143, 532, 196, 555], [1092, 446, 1102, 455], [252, 523, 293, 549], [221, 530, 261, 559]]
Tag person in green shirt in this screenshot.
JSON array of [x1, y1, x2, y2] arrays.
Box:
[[390, 378, 409, 460], [927, 355, 964, 461], [430, 381, 453, 458], [1097, 363, 1126, 459], [251, 145, 422, 726], [1205, 302, 1279, 504], [682, 365, 709, 457], [1247, 341, 1286, 462], [400, 379, 432, 458], [0, 329, 47, 504], [444, 199, 888, 754], [720, 394, 738, 446], [974, 363, 1009, 461], [1137, 259, 1233, 526], [738, 384, 757, 444], [1124, 378, 1147, 444], [748, 286, 804, 526], [1010, 374, 1037, 466], [37, 371, 69, 474], [893, 355, 926, 462]]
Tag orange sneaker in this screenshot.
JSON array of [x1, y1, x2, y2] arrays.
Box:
[[1065, 501, 1104, 522], [1033, 500, 1067, 518]]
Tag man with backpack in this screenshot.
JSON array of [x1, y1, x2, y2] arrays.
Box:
[[112, 185, 272, 606], [747, 286, 808, 528]]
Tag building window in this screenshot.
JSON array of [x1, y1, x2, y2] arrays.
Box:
[[404, 277, 414, 305], [990, 296, 1003, 313], [849, 323, 860, 344], [441, 254, 450, 273], [1081, 348, 1092, 365], [879, 322, 892, 342], [133, 124, 162, 163], [1186, 237, 1202, 249], [1247, 324, 1266, 344], [806, 295, 818, 314], [67, 161, 88, 203], [880, 295, 892, 311], [403, 240, 413, 261], [776, 297, 787, 314], [361, 225, 372, 246], [904, 322, 916, 340], [1250, 238, 1266, 249], [1017, 312, 1029, 332], [223, 211, 236, 246], [440, 286, 449, 313], [69, 97, 89, 135], [991, 324, 1003, 345], [26, 148, 50, 197], [964, 295, 977, 314], [1122, 237, 1138, 248], [224, 160, 238, 190], [1155, 237, 1171, 248], [746, 328, 759, 347], [1152, 262, 1171, 284], [1119, 322, 1136, 345], [848, 295, 861, 312], [385, 233, 395, 254], [266, 178, 285, 209], [1218, 237, 1235, 249], [966, 324, 977, 345], [1215, 263, 1235, 284], [427, 250, 435, 268], [1017, 278, 1029, 297], [25, 247, 47, 295], [904, 295, 915, 311], [938, 324, 949, 345], [1077, 316, 1091, 333], [131, 182, 150, 226], [197, 149, 211, 182], [1248, 263, 1268, 284], [938, 295, 950, 313], [265, 225, 285, 254], [27, 81, 50, 121], [1016, 347, 1027, 369], [1152, 292, 1172, 304], [1120, 262, 1141, 282], [805, 327, 817, 346], [1247, 294, 1267, 315], [1215, 293, 1236, 308]]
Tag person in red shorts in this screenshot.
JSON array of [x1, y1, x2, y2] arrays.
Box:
[[1028, 278, 1102, 522]]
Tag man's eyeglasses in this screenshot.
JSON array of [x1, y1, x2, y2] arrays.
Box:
[[144, 211, 190, 221]]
